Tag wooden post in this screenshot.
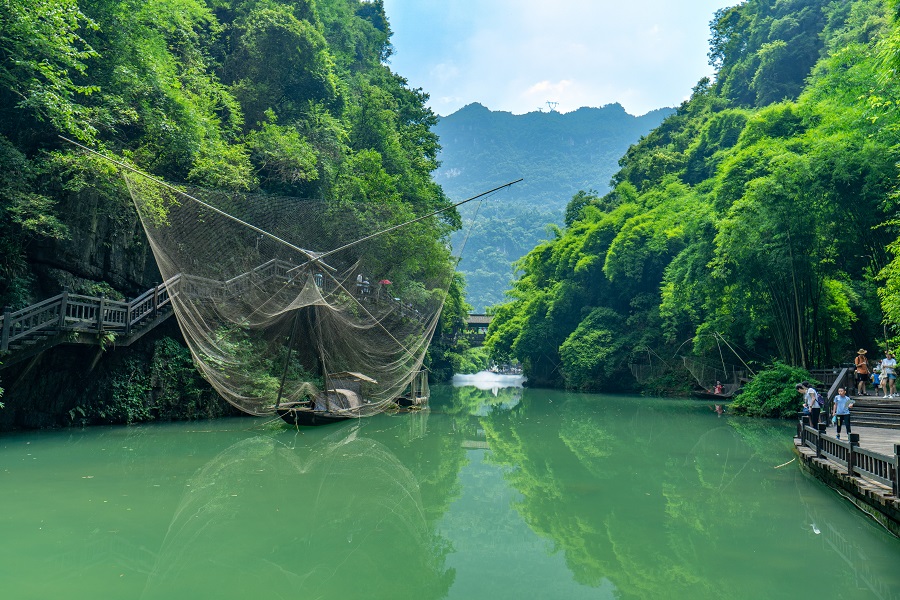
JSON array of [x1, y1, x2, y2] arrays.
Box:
[[800, 416, 810, 444], [894, 444, 900, 498], [125, 297, 132, 336], [816, 423, 826, 459], [848, 433, 860, 477], [96, 294, 105, 333], [58, 287, 69, 329], [1, 306, 10, 351]]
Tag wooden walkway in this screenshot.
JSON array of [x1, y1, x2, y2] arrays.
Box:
[[795, 421, 900, 537], [0, 277, 177, 368], [848, 425, 900, 456], [1, 258, 422, 369]]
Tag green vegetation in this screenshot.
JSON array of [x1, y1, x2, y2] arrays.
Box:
[[70, 336, 231, 425], [0, 0, 456, 308], [435, 103, 672, 311], [0, 0, 464, 419], [486, 0, 900, 412], [729, 362, 817, 418]]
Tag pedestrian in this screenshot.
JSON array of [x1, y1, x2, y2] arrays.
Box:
[[854, 349, 870, 395], [872, 365, 882, 397], [796, 381, 821, 428], [831, 387, 854, 440], [882, 351, 897, 398]]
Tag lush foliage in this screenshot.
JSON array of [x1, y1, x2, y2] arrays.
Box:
[[69, 336, 232, 425], [487, 0, 900, 396], [0, 0, 464, 406], [0, 0, 456, 304], [729, 362, 816, 418]]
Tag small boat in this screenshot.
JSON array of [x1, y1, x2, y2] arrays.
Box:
[[692, 390, 737, 400], [692, 381, 740, 400], [394, 369, 430, 408], [276, 372, 375, 426]]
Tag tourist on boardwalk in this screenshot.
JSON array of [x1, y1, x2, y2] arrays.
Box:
[[881, 351, 897, 398], [854, 349, 870, 395], [797, 381, 821, 427], [831, 388, 853, 439], [872, 366, 882, 397]]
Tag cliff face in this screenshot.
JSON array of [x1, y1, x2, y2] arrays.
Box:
[[26, 189, 160, 300], [1, 321, 236, 431], [0, 189, 229, 432]]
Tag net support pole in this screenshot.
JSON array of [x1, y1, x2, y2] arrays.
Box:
[[275, 310, 302, 408]]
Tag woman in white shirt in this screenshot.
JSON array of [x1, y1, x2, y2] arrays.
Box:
[[796, 381, 821, 427], [882, 351, 897, 398]]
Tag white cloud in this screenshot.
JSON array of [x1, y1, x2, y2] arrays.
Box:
[[384, 0, 737, 116]]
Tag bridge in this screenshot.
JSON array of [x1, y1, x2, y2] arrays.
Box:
[[464, 314, 492, 346]]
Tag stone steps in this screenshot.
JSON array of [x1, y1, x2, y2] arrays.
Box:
[[844, 396, 900, 429]]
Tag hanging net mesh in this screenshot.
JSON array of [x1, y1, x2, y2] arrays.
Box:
[[124, 173, 456, 417]]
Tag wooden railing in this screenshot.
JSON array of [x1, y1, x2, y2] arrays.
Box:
[[1, 258, 422, 356], [0, 275, 179, 352], [798, 419, 900, 496], [809, 367, 853, 400]]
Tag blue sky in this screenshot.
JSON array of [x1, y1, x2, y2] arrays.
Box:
[[382, 0, 740, 116]]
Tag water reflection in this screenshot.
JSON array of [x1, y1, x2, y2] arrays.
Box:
[[3, 388, 900, 600], [131, 413, 457, 599], [444, 388, 900, 600], [451, 372, 526, 394]]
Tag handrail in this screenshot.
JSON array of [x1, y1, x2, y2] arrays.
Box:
[[799, 421, 899, 495], [826, 367, 849, 400], [1, 282, 176, 352], [1, 259, 408, 355]]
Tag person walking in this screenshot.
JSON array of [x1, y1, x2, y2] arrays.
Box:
[[872, 365, 882, 397], [855, 349, 870, 395], [797, 381, 821, 428], [882, 351, 897, 398], [831, 388, 854, 440]]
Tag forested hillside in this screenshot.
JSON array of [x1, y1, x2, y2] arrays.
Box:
[[0, 0, 467, 426], [434, 103, 672, 310], [486, 0, 900, 410]]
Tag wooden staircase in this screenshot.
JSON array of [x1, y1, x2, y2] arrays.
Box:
[[1, 257, 394, 369], [846, 396, 900, 429], [0, 276, 178, 369]]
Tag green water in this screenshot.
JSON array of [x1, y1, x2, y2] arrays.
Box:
[[2, 383, 899, 600]]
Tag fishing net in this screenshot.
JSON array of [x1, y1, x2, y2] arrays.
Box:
[[680, 356, 747, 395], [124, 173, 456, 417]]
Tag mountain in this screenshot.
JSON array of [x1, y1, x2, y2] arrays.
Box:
[[434, 103, 673, 311]]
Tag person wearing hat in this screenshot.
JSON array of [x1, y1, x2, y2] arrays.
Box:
[[855, 349, 870, 396]]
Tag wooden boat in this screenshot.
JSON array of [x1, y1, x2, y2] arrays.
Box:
[[393, 369, 430, 408], [276, 372, 374, 426], [692, 382, 740, 400], [692, 390, 737, 400]]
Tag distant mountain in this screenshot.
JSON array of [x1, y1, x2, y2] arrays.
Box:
[[435, 102, 674, 311]]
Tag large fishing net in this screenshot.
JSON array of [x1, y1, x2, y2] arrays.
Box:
[[124, 173, 456, 417]]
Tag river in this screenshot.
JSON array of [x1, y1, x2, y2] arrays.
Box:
[[1, 376, 898, 599]]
